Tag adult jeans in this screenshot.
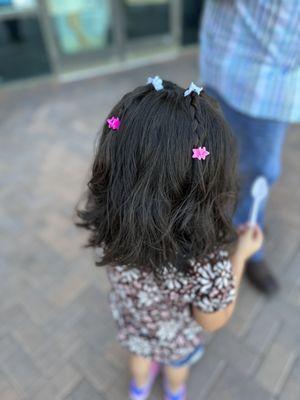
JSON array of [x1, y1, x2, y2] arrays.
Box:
[[207, 88, 288, 261]]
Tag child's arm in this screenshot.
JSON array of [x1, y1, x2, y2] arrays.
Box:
[[192, 225, 263, 332]]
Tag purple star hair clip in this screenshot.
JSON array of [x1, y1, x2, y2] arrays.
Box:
[[107, 116, 121, 130], [192, 146, 210, 160]]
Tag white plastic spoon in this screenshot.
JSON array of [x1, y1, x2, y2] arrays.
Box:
[[249, 176, 269, 227]]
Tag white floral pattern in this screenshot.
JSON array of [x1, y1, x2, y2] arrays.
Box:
[[106, 249, 235, 363], [127, 336, 152, 357], [157, 320, 179, 341], [120, 268, 140, 283], [138, 291, 154, 307]]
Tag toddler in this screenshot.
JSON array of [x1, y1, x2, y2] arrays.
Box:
[[77, 77, 263, 400]]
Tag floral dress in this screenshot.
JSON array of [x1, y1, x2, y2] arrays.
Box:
[[106, 250, 235, 363]]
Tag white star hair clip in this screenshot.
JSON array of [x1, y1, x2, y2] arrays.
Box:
[[184, 82, 203, 97], [147, 76, 164, 91]]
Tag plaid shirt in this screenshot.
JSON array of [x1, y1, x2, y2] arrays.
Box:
[[200, 0, 300, 123]]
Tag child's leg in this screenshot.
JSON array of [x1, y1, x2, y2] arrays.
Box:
[[129, 354, 160, 400], [164, 365, 189, 392], [129, 354, 152, 387]]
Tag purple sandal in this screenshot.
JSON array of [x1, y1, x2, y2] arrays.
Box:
[[163, 384, 187, 400], [129, 361, 160, 400]]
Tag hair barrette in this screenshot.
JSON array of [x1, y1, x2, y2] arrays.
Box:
[[107, 116, 121, 130], [184, 82, 203, 97], [192, 146, 210, 160], [147, 76, 164, 91]]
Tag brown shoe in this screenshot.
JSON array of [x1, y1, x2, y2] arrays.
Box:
[[246, 260, 279, 296]]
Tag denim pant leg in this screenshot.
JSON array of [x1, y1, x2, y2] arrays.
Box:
[[206, 88, 288, 261]]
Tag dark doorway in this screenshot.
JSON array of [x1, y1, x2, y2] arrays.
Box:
[[182, 0, 203, 45], [0, 16, 50, 84]]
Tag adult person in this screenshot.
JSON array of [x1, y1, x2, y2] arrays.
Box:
[[200, 0, 300, 295]]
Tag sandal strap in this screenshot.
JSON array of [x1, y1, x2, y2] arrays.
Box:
[[164, 385, 186, 400]]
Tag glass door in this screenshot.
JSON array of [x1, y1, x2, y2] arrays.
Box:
[[36, 0, 182, 76], [0, 0, 50, 84], [40, 0, 117, 72], [121, 0, 181, 53]]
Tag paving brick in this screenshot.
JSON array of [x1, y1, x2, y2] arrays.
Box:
[[16, 237, 70, 293], [104, 372, 131, 400], [286, 283, 300, 309], [54, 328, 84, 358], [0, 304, 34, 338], [0, 372, 8, 393], [71, 343, 119, 392], [263, 297, 300, 338], [227, 281, 265, 337], [0, 371, 19, 400], [280, 358, 300, 400], [37, 215, 84, 264], [17, 287, 56, 325], [12, 321, 50, 355], [0, 335, 21, 363], [32, 363, 81, 400], [46, 271, 90, 308], [69, 284, 108, 316], [188, 348, 226, 399], [64, 379, 105, 400], [256, 339, 297, 395], [209, 330, 260, 375], [0, 387, 20, 400], [74, 307, 115, 352], [268, 228, 300, 276], [42, 299, 86, 337], [273, 323, 300, 362], [245, 308, 281, 355], [103, 342, 128, 373], [285, 248, 300, 283], [31, 332, 83, 379], [206, 366, 273, 400], [1, 349, 46, 398], [0, 278, 29, 316]]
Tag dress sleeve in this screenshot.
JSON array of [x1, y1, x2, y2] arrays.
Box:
[[191, 250, 236, 313]]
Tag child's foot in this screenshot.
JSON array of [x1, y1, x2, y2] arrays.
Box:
[[129, 361, 160, 400], [164, 384, 187, 400]]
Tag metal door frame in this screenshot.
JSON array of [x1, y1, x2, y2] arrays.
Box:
[[37, 0, 182, 77], [36, 0, 122, 75], [0, 0, 183, 85]]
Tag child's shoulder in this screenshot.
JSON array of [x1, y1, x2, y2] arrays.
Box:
[[186, 249, 232, 286], [189, 249, 231, 274]]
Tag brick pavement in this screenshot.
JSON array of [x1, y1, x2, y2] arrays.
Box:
[[0, 52, 300, 400]]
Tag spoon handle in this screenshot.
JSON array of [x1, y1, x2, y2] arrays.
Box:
[[249, 197, 260, 227]]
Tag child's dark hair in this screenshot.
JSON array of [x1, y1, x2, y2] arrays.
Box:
[[76, 80, 238, 276]]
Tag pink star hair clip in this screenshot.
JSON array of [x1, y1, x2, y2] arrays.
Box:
[[192, 146, 210, 160], [107, 116, 121, 130]]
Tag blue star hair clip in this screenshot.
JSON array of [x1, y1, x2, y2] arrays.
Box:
[[184, 82, 203, 97], [147, 76, 164, 91]]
